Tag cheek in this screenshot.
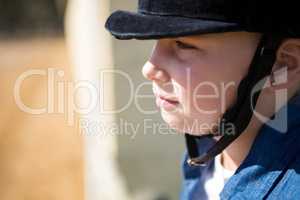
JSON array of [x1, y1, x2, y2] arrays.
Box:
[[180, 77, 239, 121], [178, 85, 240, 135], [178, 65, 221, 113], [189, 82, 222, 115], [170, 53, 246, 113]]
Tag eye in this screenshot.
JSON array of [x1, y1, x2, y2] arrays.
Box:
[[175, 40, 197, 50]]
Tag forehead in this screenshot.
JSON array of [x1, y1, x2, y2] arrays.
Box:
[[164, 32, 261, 47]]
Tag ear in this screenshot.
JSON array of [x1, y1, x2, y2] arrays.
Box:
[[272, 38, 300, 90]]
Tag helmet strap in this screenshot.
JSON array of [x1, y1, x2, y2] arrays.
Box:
[[185, 34, 285, 166]]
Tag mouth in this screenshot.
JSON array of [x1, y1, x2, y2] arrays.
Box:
[[154, 94, 180, 110]]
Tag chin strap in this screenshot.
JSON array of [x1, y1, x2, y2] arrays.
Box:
[[185, 34, 285, 167]]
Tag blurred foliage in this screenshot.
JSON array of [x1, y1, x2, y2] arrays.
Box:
[[0, 0, 67, 36]]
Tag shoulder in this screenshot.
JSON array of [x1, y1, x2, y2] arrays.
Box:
[[266, 155, 300, 199], [220, 96, 300, 199]]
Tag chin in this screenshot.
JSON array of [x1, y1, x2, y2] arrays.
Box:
[[161, 112, 183, 131], [168, 125, 211, 136], [163, 111, 223, 136], [161, 113, 213, 136], [180, 125, 212, 136]]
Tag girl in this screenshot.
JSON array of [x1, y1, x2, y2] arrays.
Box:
[[105, 0, 300, 199]]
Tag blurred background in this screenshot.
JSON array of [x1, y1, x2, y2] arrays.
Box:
[[0, 0, 185, 200]]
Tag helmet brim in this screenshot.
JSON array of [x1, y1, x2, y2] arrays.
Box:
[[105, 10, 243, 40]]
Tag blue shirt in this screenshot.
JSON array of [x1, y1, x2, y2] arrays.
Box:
[[180, 94, 300, 200]]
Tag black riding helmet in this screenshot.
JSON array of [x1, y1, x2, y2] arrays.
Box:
[[105, 0, 300, 166]]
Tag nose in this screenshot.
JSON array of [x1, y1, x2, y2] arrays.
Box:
[[142, 61, 170, 83]]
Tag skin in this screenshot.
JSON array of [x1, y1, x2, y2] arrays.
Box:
[[142, 32, 300, 171], [143, 32, 260, 134]]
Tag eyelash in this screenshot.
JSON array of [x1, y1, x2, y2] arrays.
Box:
[[175, 41, 197, 50]]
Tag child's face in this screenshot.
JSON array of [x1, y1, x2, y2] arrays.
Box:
[[142, 32, 261, 135]]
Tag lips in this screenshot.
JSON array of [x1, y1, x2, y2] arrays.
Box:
[[154, 93, 179, 110], [158, 95, 179, 104], [154, 93, 179, 103]]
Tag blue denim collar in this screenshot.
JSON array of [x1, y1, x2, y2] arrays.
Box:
[[220, 94, 300, 199]]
